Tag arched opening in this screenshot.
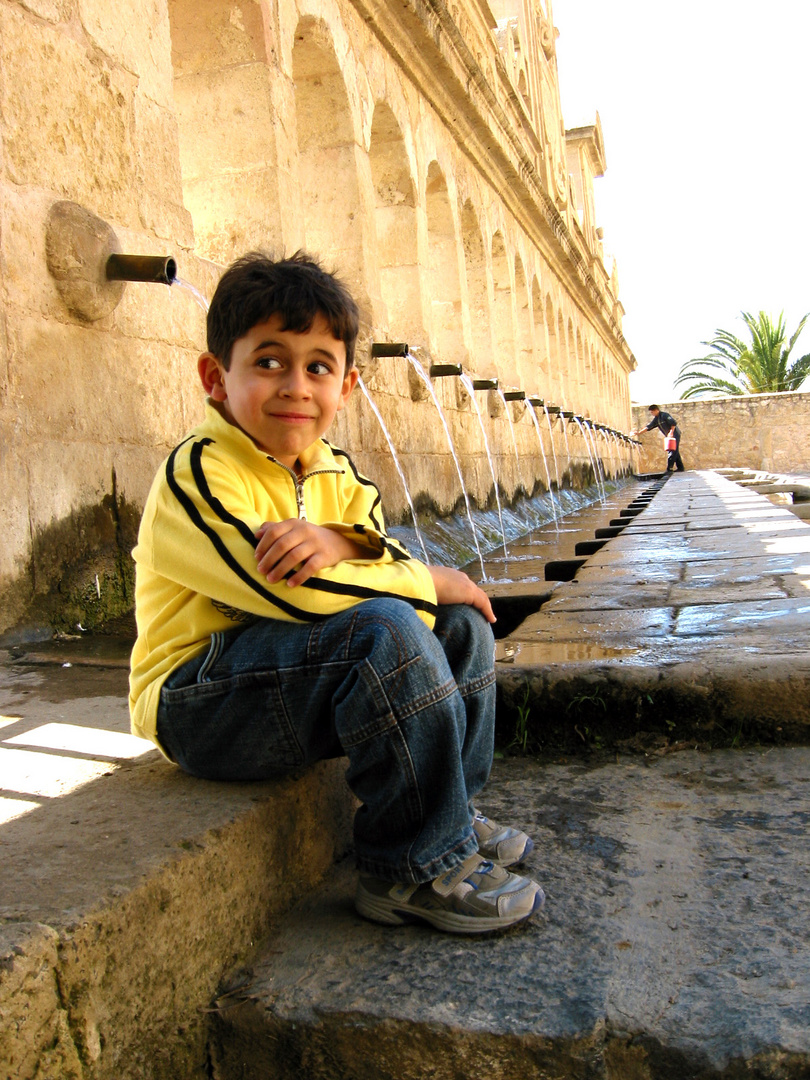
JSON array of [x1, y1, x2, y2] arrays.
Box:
[[425, 161, 464, 365], [169, 0, 283, 264], [533, 277, 549, 393], [492, 231, 516, 385], [514, 255, 532, 388], [557, 309, 568, 406], [369, 102, 424, 344], [292, 17, 368, 307], [461, 201, 494, 378]]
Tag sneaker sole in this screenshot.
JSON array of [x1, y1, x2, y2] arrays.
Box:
[[355, 882, 545, 934]]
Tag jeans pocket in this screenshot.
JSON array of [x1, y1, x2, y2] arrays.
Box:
[[158, 669, 305, 779]]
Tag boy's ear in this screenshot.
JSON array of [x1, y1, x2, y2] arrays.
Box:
[[198, 352, 228, 401], [336, 367, 359, 412]]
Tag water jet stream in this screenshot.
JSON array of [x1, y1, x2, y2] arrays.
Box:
[[358, 375, 430, 563], [407, 353, 486, 579], [459, 374, 507, 559]]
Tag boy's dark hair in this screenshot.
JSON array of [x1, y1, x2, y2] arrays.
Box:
[[206, 251, 360, 370], [648, 404, 660, 411]]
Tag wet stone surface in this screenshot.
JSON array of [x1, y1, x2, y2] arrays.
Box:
[[212, 750, 810, 1079]]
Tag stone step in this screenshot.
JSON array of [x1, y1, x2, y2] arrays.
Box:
[[0, 650, 356, 1080], [209, 751, 810, 1080]]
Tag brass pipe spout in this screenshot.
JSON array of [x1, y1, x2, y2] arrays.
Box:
[[429, 363, 463, 377], [370, 342, 409, 357], [106, 253, 177, 285]]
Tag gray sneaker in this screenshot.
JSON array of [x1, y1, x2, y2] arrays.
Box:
[[355, 852, 544, 934], [472, 811, 533, 866]]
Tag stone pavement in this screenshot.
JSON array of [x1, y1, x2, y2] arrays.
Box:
[[2, 470, 810, 1079], [496, 470, 810, 751]]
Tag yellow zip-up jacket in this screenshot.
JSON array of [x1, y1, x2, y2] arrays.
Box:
[[129, 403, 437, 748]]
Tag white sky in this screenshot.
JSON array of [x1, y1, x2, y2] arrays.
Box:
[[552, 0, 810, 405]]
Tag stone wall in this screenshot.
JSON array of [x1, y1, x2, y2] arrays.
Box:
[[0, 0, 637, 637], [631, 392, 810, 474]]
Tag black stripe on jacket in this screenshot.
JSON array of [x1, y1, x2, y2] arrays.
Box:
[[165, 438, 437, 620]]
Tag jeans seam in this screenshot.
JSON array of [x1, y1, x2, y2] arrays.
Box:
[[197, 631, 226, 683]]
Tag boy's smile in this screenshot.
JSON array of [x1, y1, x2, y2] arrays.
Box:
[[198, 314, 358, 469]]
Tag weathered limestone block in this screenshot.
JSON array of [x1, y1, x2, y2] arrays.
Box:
[[131, 95, 194, 246], [78, 0, 174, 107], [0, 445, 32, 584], [16, 0, 72, 21], [169, 0, 270, 75], [0, 923, 83, 1080], [0, 6, 138, 226]]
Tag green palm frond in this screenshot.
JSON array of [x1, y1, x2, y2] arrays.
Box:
[[677, 311, 810, 399]]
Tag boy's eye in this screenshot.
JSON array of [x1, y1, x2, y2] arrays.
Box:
[[309, 360, 332, 375], [257, 356, 282, 369]]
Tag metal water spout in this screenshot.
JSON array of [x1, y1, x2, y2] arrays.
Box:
[[370, 342, 409, 357], [429, 363, 463, 377], [472, 378, 498, 390], [106, 253, 177, 285], [502, 390, 526, 401]]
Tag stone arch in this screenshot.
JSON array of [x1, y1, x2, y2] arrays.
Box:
[[575, 324, 586, 407], [545, 294, 560, 403], [491, 231, 516, 385], [369, 101, 425, 345], [514, 255, 532, 389], [532, 277, 549, 391], [425, 160, 464, 365], [461, 200, 494, 378], [292, 16, 368, 307], [557, 309, 568, 406], [168, 0, 284, 264]]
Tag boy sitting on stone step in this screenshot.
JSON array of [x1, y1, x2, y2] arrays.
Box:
[[129, 251, 544, 934]]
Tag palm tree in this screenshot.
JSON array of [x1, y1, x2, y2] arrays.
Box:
[[675, 311, 810, 399]]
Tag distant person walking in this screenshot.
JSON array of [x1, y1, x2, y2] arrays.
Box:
[[631, 405, 685, 473]]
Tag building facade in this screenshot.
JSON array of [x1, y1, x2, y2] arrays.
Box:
[[0, 0, 635, 634]]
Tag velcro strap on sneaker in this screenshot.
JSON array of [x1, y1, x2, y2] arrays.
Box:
[[389, 883, 419, 903], [431, 852, 485, 897]]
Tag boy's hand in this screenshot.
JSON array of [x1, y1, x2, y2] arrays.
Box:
[[427, 565, 496, 624], [255, 520, 368, 587]]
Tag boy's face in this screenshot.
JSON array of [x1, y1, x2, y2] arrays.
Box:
[[198, 314, 358, 469]]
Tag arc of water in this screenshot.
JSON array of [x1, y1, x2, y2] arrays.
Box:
[[542, 404, 562, 495], [575, 419, 606, 503], [358, 376, 430, 563], [171, 277, 210, 313], [586, 421, 607, 502], [497, 389, 522, 483], [460, 374, 507, 559], [526, 403, 559, 526], [588, 422, 608, 500], [606, 430, 620, 478], [561, 413, 572, 479], [407, 354, 486, 579], [587, 421, 604, 505]]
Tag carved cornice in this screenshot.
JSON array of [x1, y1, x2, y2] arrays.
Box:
[[344, 0, 635, 367]]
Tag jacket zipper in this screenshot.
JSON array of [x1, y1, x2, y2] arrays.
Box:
[[266, 457, 343, 521]]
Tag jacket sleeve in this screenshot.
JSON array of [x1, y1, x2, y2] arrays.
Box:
[[137, 440, 437, 627], [319, 447, 416, 563]]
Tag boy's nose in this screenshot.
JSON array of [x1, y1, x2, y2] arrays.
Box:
[[279, 366, 310, 397]]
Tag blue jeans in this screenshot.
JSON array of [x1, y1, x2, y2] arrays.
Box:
[[156, 600, 496, 884]]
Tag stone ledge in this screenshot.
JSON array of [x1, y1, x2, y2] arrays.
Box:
[[0, 651, 356, 1080], [209, 751, 810, 1080]]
